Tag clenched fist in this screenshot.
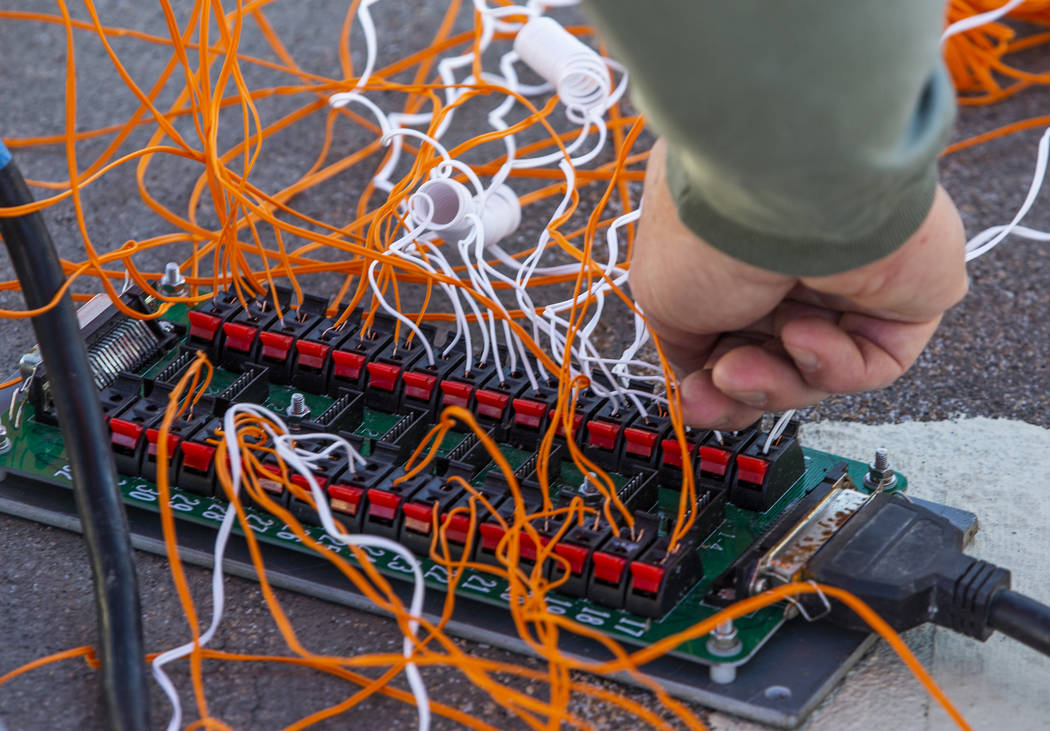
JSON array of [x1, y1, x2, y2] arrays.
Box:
[[630, 140, 969, 429]]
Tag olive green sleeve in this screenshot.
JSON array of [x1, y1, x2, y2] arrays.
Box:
[[583, 0, 955, 276]]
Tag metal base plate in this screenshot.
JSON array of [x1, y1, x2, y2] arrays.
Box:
[[0, 468, 977, 728]]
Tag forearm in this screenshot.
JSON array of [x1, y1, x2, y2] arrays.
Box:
[[584, 0, 956, 276]]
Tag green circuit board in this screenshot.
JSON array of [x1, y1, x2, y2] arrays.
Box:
[[0, 398, 894, 666]]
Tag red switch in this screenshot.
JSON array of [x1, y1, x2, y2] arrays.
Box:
[[623, 427, 658, 458], [259, 331, 294, 360], [331, 350, 367, 380], [295, 340, 330, 370], [145, 428, 180, 457], [110, 419, 143, 451], [661, 438, 695, 468], [180, 441, 216, 473], [512, 398, 547, 428], [187, 311, 222, 342], [586, 420, 621, 451], [475, 389, 510, 419], [629, 562, 665, 594], [440, 380, 473, 408], [222, 322, 258, 353], [698, 446, 731, 477], [736, 454, 770, 485], [592, 551, 628, 584], [403, 371, 437, 401], [328, 483, 364, 516], [367, 361, 402, 392]]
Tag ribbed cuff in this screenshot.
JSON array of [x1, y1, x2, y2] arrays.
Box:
[[665, 153, 939, 278]]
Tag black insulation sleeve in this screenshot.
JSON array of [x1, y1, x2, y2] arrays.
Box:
[[0, 151, 150, 730], [988, 589, 1050, 657]]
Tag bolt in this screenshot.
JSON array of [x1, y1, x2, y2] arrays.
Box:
[[864, 447, 898, 492], [286, 392, 310, 420], [158, 262, 188, 297], [706, 619, 742, 657], [577, 475, 602, 504], [0, 425, 11, 455]]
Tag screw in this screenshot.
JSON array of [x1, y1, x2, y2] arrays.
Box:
[[706, 619, 742, 657], [286, 392, 310, 420], [0, 425, 11, 455], [158, 262, 187, 297], [577, 475, 602, 504], [864, 447, 898, 492]]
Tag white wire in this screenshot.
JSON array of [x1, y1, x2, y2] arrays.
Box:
[[763, 410, 796, 455], [942, 0, 1026, 43], [153, 405, 432, 731], [966, 128, 1050, 262]]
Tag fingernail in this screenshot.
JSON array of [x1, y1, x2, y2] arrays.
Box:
[[728, 391, 767, 408], [792, 349, 820, 373]]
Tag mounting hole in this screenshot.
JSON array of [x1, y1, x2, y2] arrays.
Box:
[[764, 685, 791, 702]]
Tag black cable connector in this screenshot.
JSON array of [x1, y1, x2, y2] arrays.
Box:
[[803, 490, 1050, 657], [0, 141, 150, 730]]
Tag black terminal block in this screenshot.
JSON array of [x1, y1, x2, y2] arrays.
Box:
[[256, 292, 329, 384], [548, 387, 604, 447], [696, 428, 758, 487], [729, 434, 805, 512], [141, 398, 215, 484], [98, 373, 144, 421], [296, 457, 395, 531], [218, 293, 287, 373], [328, 327, 393, 394], [359, 467, 434, 540], [506, 380, 559, 449], [437, 478, 512, 558], [370, 409, 430, 463], [290, 314, 358, 395], [619, 413, 674, 471], [476, 486, 546, 566], [436, 358, 499, 428], [656, 429, 709, 488], [548, 520, 613, 597], [626, 531, 704, 618], [471, 367, 531, 440], [362, 332, 432, 411], [586, 511, 661, 609], [400, 350, 466, 418], [398, 476, 467, 556], [582, 399, 637, 471], [175, 417, 226, 497], [186, 290, 243, 358]]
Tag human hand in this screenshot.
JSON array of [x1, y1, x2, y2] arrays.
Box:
[[629, 139, 969, 429]]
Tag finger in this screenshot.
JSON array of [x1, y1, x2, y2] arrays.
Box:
[[779, 314, 941, 393], [679, 369, 765, 430], [709, 344, 830, 411]]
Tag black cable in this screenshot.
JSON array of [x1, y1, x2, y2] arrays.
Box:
[[801, 487, 1050, 659], [0, 142, 150, 730], [988, 589, 1050, 656]]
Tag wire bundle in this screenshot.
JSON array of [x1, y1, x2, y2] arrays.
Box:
[[0, 0, 1040, 728]]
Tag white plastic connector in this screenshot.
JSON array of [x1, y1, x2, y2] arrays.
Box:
[[407, 178, 521, 247], [513, 17, 610, 118]]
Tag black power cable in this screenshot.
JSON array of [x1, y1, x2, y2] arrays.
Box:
[[988, 589, 1050, 656], [0, 141, 150, 730], [803, 489, 1050, 658]]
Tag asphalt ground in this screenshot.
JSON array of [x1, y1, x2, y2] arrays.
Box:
[[1, 2, 1049, 729]]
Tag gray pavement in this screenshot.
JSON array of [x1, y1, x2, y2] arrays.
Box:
[[1, 2, 1050, 729]]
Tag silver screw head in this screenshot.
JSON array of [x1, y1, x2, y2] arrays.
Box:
[[864, 447, 898, 492], [707, 618, 742, 656], [286, 392, 310, 419], [158, 262, 188, 297]]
